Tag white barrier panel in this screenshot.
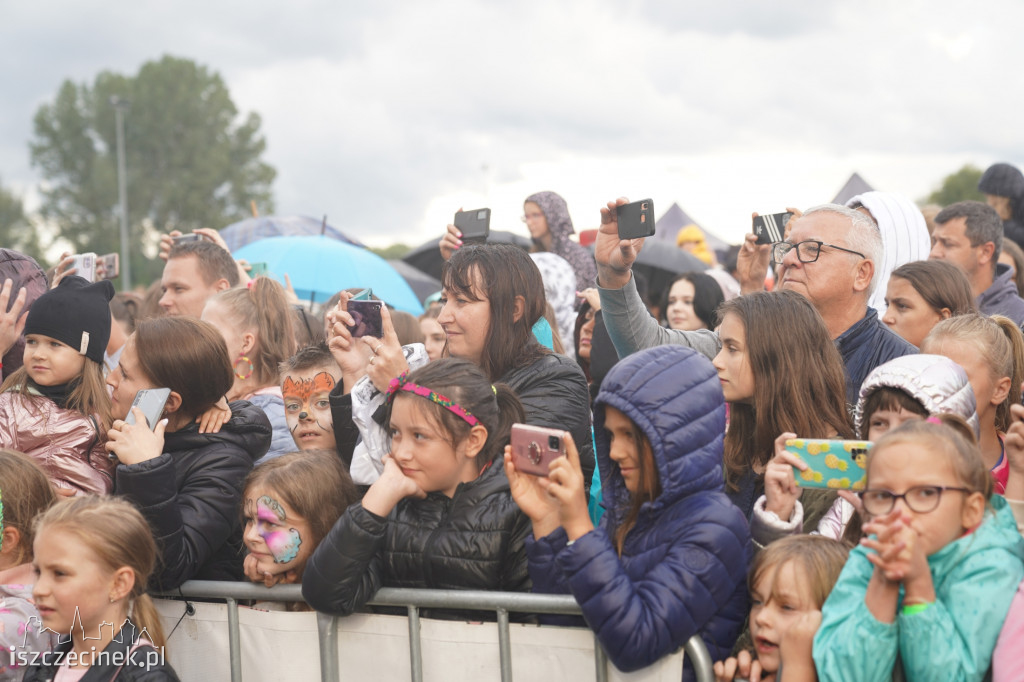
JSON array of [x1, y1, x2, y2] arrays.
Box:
[[154, 599, 684, 682]]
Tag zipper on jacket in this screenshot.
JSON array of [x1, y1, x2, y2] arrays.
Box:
[[422, 493, 455, 587]]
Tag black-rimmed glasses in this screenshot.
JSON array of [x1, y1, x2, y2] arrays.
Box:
[[859, 485, 971, 515], [771, 240, 866, 266]]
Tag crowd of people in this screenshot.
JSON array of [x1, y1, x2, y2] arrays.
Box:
[[3, 161, 1024, 681]]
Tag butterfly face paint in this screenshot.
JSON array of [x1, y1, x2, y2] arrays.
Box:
[[254, 495, 302, 564], [283, 369, 339, 452]]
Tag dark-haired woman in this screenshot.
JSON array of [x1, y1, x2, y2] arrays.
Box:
[[331, 243, 596, 488], [979, 162, 1024, 248], [105, 316, 272, 589], [660, 271, 724, 331]]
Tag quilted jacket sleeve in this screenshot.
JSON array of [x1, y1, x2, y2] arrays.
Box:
[[302, 503, 387, 616], [555, 518, 747, 672], [115, 444, 253, 590]]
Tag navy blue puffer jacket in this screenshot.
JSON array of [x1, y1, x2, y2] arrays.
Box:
[[527, 345, 751, 675]]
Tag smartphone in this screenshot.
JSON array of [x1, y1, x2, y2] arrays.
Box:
[[97, 253, 119, 280], [172, 233, 204, 244], [70, 253, 97, 282], [350, 287, 373, 302], [510, 424, 568, 476], [125, 388, 172, 429], [785, 438, 872, 491], [248, 262, 269, 277], [752, 212, 793, 245], [454, 208, 491, 242], [616, 199, 655, 239], [346, 300, 383, 339]]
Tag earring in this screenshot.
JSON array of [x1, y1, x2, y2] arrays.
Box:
[[234, 354, 254, 380]]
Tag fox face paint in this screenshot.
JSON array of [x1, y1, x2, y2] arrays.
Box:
[[283, 370, 338, 451], [254, 495, 302, 564]]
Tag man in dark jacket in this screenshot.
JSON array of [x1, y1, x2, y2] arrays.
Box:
[[929, 200, 1024, 326], [594, 199, 915, 406]]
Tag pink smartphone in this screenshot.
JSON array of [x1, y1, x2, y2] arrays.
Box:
[[510, 423, 567, 476]]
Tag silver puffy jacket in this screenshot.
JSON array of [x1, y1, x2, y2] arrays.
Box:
[[853, 353, 979, 439]]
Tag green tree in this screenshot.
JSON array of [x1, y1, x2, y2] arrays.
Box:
[[924, 164, 985, 206], [370, 243, 412, 260], [30, 55, 276, 288], [0, 179, 44, 263]]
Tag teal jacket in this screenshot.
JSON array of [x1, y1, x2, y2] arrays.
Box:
[[814, 495, 1024, 682]]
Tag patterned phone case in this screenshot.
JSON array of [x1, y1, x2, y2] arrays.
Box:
[[785, 439, 872, 490]]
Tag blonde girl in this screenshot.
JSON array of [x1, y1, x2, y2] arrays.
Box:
[[26, 496, 179, 681], [921, 313, 1024, 493], [201, 277, 297, 462], [714, 535, 849, 682], [0, 277, 115, 495], [814, 416, 1024, 681], [1, 450, 57, 680]]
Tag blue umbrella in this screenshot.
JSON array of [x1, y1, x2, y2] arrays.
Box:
[[233, 236, 422, 314], [219, 215, 365, 252]]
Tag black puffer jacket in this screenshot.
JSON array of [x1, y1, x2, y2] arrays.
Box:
[[20, 623, 180, 682], [302, 462, 531, 616], [499, 352, 595, 489], [116, 401, 271, 590]]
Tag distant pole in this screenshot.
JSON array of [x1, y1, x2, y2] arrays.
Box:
[[111, 96, 131, 291]]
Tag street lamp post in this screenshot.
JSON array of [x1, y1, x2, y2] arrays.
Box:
[[111, 96, 131, 291]]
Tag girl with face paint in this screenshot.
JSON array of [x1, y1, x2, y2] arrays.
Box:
[[241, 450, 358, 592]]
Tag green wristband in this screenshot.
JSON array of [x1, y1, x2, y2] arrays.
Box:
[[902, 602, 932, 616]]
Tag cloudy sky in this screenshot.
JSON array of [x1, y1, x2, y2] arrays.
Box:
[[2, 0, 1023, 253]]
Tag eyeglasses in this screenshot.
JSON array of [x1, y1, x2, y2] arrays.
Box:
[[521, 212, 544, 223], [859, 485, 971, 515], [771, 240, 866, 266]]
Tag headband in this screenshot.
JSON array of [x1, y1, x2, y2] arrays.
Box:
[[386, 371, 479, 427]]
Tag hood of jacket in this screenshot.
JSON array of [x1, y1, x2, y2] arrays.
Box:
[[978, 263, 1024, 322], [526, 191, 575, 245], [164, 399, 272, 462], [854, 354, 979, 438], [846, 191, 931, 316], [593, 345, 726, 528]]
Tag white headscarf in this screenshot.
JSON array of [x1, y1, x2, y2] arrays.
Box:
[[846, 191, 931, 317], [530, 252, 576, 349]]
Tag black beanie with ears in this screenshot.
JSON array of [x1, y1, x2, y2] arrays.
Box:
[[24, 276, 114, 364]]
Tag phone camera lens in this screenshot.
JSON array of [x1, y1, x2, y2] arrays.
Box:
[[548, 435, 560, 450], [528, 441, 542, 465]]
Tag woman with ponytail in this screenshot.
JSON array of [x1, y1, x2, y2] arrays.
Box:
[[23, 496, 179, 681], [202, 277, 297, 462], [303, 358, 532, 616], [922, 313, 1024, 493]]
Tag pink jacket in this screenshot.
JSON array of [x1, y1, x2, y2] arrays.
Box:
[[0, 391, 112, 495]]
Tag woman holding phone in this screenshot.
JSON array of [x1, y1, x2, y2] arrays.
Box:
[[105, 316, 272, 589], [328, 243, 596, 489]]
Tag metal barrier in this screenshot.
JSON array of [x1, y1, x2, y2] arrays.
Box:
[[156, 581, 714, 682]]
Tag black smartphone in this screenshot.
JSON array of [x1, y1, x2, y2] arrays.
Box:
[[454, 208, 491, 242], [347, 300, 384, 339], [125, 388, 171, 429], [752, 212, 793, 245], [616, 199, 655, 239]]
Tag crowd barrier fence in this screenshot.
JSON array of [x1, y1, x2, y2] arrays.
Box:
[[154, 581, 713, 682]]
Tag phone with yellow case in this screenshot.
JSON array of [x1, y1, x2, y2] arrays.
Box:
[[785, 438, 872, 491]]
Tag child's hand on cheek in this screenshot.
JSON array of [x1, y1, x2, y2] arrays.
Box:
[[244, 553, 300, 588], [362, 454, 427, 517], [778, 610, 822, 682]]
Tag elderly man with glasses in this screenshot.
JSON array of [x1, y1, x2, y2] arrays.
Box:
[[594, 199, 916, 405]]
